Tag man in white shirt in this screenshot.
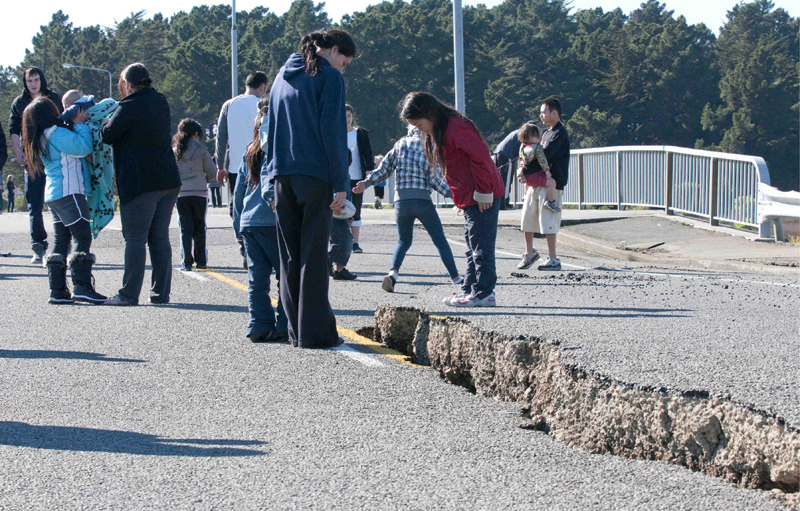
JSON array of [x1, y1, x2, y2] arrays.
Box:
[[214, 71, 268, 267]]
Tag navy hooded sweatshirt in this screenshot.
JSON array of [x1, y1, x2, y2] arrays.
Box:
[[260, 53, 349, 195]]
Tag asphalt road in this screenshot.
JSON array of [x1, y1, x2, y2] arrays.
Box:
[[0, 219, 796, 509]]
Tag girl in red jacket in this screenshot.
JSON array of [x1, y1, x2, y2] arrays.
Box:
[[399, 92, 505, 307]]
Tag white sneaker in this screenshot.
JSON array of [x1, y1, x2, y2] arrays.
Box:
[[452, 293, 496, 308], [443, 293, 468, 306], [517, 250, 540, 269]]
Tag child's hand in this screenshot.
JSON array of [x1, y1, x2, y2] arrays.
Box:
[[517, 175, 527, 184]]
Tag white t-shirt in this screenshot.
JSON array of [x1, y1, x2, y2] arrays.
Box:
[[347, 129, 361, 180], [225, 95, 260, 174]]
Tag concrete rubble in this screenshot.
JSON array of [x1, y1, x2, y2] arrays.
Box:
[[373, 304, 800, 505]]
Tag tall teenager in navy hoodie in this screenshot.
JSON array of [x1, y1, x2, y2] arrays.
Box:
[[260, 30, 357, 349]]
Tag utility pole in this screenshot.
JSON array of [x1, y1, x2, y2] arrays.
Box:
[[453, 0, 465, 114], [231, 0, 238, 99]]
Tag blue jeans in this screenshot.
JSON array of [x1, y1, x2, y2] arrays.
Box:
[[392, 199, 459, 279], [328, 218, 353, 267], [25, 172, 48, 251], [462, 198, 500, 299], [242, 227, 288, 337]]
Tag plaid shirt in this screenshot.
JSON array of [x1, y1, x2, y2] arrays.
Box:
[[367, 129, 451, 198]]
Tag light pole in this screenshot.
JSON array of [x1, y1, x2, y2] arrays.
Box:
[[453, 0, 465, 114], [62, 63, 113, 100], [231, 0, 238, 99]]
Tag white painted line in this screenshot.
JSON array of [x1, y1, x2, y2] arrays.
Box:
[[172, 266, 210, 281], [445, 237, 588, 270], [331, 344, 386, 367], [104, 226, 122, 231]]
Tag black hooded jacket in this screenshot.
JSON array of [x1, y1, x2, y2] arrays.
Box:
[[8, 67, 62, 137]]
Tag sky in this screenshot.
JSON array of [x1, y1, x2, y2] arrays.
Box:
[[0, 0, 796, 69]]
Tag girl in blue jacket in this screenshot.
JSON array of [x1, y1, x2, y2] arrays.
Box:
[[21, 97, 107, 304], [233, 105, 287, 343]]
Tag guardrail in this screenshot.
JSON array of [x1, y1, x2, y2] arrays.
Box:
[[498, 145, 773, 238]]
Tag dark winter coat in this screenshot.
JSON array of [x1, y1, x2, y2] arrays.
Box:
[[352, 127, 375, 180], [100, 87, 181, 205]]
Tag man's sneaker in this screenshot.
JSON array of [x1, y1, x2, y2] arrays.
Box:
[[537, 257, 562, 271], [544, 200, 561, 213], [31, 244, 46, 266], [517, 250, 540, 269], [382, 274, 396, 292], [374, 198, 382, 209], [332, 268, 358, 280], [452, 292, 496, 308], [181, 264, 192, 271], [352, 243, 363, 254]]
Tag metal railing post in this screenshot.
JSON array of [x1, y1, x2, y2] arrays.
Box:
[[709, 157, 719, 226], [578, 154, 585, 210], [664, 151, 673, 215], [616, 151, 622, 210]]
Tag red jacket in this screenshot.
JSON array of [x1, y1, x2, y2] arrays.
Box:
[[442, 117, 505, 209]]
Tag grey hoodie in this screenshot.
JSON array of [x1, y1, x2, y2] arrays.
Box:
[[176, 139, 216, 197]]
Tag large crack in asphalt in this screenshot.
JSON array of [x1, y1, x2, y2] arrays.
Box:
[[370, 304, 799, 508]]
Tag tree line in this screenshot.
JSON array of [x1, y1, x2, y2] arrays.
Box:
[[1, 0, 797, 190]]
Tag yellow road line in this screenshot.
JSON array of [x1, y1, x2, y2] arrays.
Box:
[[198, 267, 422, 367]]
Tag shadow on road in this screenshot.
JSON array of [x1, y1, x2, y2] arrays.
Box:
[[0, 422, 267, 457], [0, 350, 145, 363], [155, 303, 248, 313]]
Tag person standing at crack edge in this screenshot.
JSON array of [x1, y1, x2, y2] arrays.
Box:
[[21, 97, 107, 304], [8, 67, 63, 265], [260, 29, 356, 349]]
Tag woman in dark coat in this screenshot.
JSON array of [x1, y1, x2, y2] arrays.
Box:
[[101, 63, 182, 305]]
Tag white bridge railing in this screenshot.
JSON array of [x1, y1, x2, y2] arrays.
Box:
[[498, 145, 773, 238]]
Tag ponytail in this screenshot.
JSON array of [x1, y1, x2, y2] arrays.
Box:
[[172, 118, 204, 160], [299, 29, 357, 76]]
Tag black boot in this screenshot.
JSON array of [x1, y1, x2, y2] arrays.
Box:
[[46, 254, 74, 304], [68, 252, 107, 304]]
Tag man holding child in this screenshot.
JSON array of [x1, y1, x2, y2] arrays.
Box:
[[517, 97, 570, 271]]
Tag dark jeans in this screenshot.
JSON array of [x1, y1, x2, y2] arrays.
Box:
[[228, 173, 238, 220], [275, 174, 338, 349], [176, 196, 207, 267], [5, 192, 13, 212], [25, 172, 47, 250], [242, 227, 287, 337], [329, 218, 353, 267], [210, 187, 221, 208], [462, 198, 500, 299], [392, 199, 459, 279], [118, 188, 179, 304]]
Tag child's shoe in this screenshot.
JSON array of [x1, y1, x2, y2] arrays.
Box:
[[544, 200, 561, 213]]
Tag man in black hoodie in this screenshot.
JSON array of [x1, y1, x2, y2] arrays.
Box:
[[8, 67, 62, 265]]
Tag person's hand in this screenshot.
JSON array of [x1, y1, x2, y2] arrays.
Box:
[[331, 191, 346, 215], [517, 174, 527, 184], [216, 167, 228, 186], [15, 150, 27, 167], [352, 180, 367, 194], [478, 201, 492, 212], [73, 108, 88, 124]]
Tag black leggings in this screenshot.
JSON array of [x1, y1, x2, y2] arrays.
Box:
[[53, 218, 92, 257]]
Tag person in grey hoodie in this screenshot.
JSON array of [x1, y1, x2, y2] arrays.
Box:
[[173, 119, 216, 271]]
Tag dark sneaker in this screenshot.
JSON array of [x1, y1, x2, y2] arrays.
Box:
[[328, 263, 335, 277], [537, 257, 562, 271], [31, 244, 46, 266], [382, 274, 396, 292], [544, 200, 561, 213], [250, 330, 280, 343], [72, 285, 107, 305], [516, 250, 540, 269], [181, 264, 192, 271], [352, 243, 363, 254], [196, 264, 207, 270], [332, 268, 358, 280], [49, 288, 75, 304]]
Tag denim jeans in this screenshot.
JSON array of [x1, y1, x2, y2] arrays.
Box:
[[25, 172, 48, 251], [392, 199, 459, 279], [242, 227, 288, 337], [462, 198, 500, 299], [118, 188, 179, 304], [329, 218, 353, 267]]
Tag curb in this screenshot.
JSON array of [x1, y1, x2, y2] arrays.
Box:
[[557, 230, 800, 276]]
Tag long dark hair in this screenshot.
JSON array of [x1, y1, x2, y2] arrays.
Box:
[[172, 119, 204, 160], [300, 29, 357, 76], [398, 92, 483, 177], [245, 96, 270, 189], [21, 97, 68, 177]]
